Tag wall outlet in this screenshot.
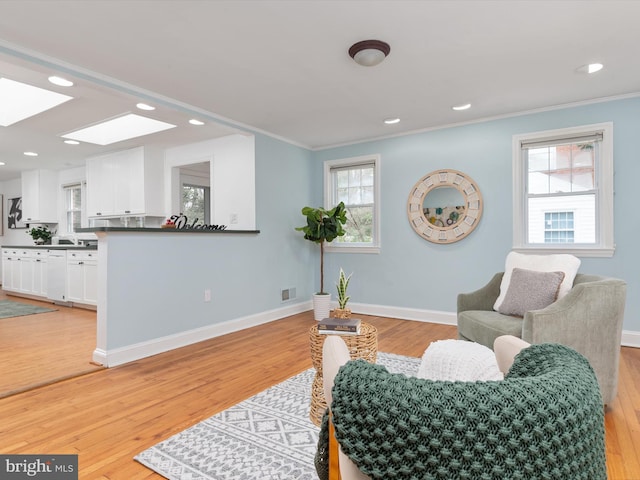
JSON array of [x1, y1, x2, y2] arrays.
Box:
[[204, 289, 211, 302], [230, 213, 238, 224]]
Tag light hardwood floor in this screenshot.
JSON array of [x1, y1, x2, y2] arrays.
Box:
[[0, 311, 638, 479], [0, 292, 101, 398]]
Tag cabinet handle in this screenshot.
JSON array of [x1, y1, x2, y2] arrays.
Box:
[[96, 212, 102, 216], [124, 210, 131, 214], [36, 259, 41, 262], [79, 261, 84, 265]]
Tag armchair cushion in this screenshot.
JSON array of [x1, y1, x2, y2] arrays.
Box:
[[494, 251, 580, 311], [416, 339, 503, 381], [497, 268, 565, 317]]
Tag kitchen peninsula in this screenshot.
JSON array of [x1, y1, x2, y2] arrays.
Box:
[[76, 227, 261, 367]]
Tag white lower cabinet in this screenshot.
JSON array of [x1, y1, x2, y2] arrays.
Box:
[[2, 249, 47, 297], [2, 248, 95, 307], [67, 251, 97, 306]]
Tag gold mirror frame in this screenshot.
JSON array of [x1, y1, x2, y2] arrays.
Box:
[[407, 169, 483, 244]]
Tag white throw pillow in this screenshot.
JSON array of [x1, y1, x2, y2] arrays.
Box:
[[417, 339, 503, 382], [493, 251, 580, 311]]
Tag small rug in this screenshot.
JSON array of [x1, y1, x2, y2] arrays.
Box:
[[0, 300, 56, 319], [135, 352, 421, 480]]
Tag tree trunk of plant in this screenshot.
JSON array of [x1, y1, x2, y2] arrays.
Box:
[[319, 241, 324, 293]]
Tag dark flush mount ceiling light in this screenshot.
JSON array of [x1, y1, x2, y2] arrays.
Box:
[[349, 40, 391, 67]]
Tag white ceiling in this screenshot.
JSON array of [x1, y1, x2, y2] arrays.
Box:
[[0, 0, 639, 182]]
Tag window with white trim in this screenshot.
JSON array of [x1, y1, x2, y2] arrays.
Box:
[[64, 183, 82, 234], [324, 155, 380, 253], [512, 122, 614, 257]]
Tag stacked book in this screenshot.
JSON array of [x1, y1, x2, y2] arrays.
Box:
[[317, 317, 361, 335]]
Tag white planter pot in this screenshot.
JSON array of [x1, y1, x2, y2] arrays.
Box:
[[312, 293, 331, 321]]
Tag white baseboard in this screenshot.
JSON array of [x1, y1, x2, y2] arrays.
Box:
[[621, 330, 640, 348], [93, 300, 312, 367], [345, 301, 457, 325], [94, 299, 640, 367]]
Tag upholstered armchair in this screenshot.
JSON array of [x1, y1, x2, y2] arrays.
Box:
[[316, 335, 606, 480], [457, 272, 626, 405]]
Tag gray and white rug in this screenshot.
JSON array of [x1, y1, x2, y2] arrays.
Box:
[[135, 352, 421, 480]]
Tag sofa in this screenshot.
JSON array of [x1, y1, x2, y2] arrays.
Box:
[[315, 335, 606, 480], [457, 272, 626, 404]]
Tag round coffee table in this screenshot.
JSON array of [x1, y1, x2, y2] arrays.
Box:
[[308, 322, 378, 426]]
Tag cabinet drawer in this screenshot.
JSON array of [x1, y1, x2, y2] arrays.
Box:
[[67, 251, 97, 262]]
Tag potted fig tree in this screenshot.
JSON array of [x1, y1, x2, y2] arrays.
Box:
[[295, 202, 347, 320]]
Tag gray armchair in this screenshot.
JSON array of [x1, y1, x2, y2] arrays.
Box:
[[457, 273, 626, 405]]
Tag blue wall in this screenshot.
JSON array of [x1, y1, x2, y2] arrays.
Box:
[[313, 97, 640, 333]]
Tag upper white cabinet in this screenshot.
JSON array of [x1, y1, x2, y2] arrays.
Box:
[[86, 146, 164, 218], [21, 169, 58, 223]]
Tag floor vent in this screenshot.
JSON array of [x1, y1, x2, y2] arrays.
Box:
[[281, 287, 296, 302]]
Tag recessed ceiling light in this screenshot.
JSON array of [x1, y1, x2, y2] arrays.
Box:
[[452, 103, 471, 111], [64, 139, 80, 145], [0, 77, 73, 127], [384, 117, 400, 125], [24, 151, 38, 157], [136, 102, 155, 111], [576, 63, 604, 74], [48, 75, 74, 87], [0, 162, 5, 166], [189, 119, 205, 126], [62, 113, 176, 145]]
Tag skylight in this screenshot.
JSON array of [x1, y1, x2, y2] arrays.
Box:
[[0, 77, 74, 127], [62, 113, 176, 145]]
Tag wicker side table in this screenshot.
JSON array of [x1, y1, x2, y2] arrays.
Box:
[[308, 322, 378, 426]]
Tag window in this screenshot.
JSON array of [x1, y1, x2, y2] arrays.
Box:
[[512, 122, 613, 257], [64, 183, 82, 233], [324, 155, 380, 253], [544, 212, 574, 243], [182, 184, 210, 224]]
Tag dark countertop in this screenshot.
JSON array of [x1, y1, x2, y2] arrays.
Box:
[[2, 245, 98, 250], [76, 227, 260, 234]]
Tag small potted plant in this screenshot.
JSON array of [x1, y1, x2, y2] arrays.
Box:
[[26, 225, 53, 245], [333, 268, 352, 319]]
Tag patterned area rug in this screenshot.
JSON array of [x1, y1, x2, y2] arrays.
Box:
[[0, 300, 56, 319], [135, 352, 421, 480]]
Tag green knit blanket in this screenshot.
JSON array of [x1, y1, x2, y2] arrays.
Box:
[[315, 343, 606, 480]]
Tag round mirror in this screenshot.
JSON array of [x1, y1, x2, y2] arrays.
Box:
[[407, 169, 483, 243]]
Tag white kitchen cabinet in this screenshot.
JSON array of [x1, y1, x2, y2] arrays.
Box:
[[67, 251, 97, 305], [21, 170, 58, 223], [31, 250, 48, 297], [2, 249, 20, 292], [2, 249, 47, 296], [86, 146, 164, 218]]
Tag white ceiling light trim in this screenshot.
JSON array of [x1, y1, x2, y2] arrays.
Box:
[[48, 75, 74, 87], [452, 103, 471, 111], [0, 77, 73, 127], [576, 63, 604, 74], [384, 117, 400, 125], [62, 113, 176, 145], [189, 119, 205, 125], [136, 102, 155, 111]]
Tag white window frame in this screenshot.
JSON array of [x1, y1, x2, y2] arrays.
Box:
[[324, 154, 381, 254], [512, 122, 614, 257], [63, 182, 84, 234]]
